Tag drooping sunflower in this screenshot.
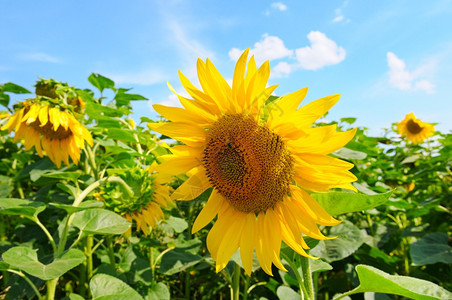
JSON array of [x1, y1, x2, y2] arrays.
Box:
[[397, 112, 434, 144], [149, 49, 357, 275], [96, 166, 173, 236], [1, 99, 93, 168]]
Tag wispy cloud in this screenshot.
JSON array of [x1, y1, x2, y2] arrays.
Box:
[[387, 52, 436, 94], [333, 15, 344, 22], [108, 70, 167, 85], [265, 2, 287, 15], [229, 31, 346, 78], [18, 52, 60, 63]]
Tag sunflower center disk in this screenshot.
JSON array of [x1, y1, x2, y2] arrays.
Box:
[[203, 114, 294, 213], [406, 119, 423, 134], [30, 119, 72, 140]]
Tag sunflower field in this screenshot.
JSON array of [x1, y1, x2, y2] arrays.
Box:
[[0, 52, 451, 300]]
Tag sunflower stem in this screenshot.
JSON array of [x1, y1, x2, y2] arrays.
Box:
[[231, 262, 241, 300], [46, 278, 58, 300], [107, 236, 116, 270], [300, 256, 315, 300], [7, 269, 43, 300], [281, 251, 309, 300]]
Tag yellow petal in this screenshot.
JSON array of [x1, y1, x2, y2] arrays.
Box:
[[295, 94, 341, 128], [192, 189, 225, 233], [170, 167, 211, 201], [240, 212, 257, 276]]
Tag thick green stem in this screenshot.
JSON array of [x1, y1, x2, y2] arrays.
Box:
[[300, 256, 314, 300], [85, 235, 94, 280], [46, 278, 58, 300], [231, 262, 241, 300], [8, 269, 43, 300], [107, 236, 116, 270], [281, 252, 309, 300], [243, 275, 250, 300]]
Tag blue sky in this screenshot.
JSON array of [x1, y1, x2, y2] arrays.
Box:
[[1, 0, 451, 135]]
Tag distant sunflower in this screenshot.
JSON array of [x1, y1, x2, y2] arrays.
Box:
[[149, 49, 357, 275], [97, 167, 173, 236], [397, 113, 434, 144], [1, 99, 93, 168]]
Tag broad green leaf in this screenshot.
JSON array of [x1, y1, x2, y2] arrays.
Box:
[[0, 261, 10, 271], [401, 155, 420, 164], [160, 248, 203, 275], [0, 93, 10, 107], [410, 233, 452, 265], [310, 259, 333, 273], [107, 128, 138, 143], [0, 198, 46, 219], [312, 191, 391, 216], [333, 147, 367, 159], [72, 209, 130, 235], [41, 171, 81, 183], [2, 247, 84, 280], [0, 184, 13, 197], [90, 273, 143, 300], [88, 73, 115, 93], [333, 265, 452, 300], [50, 200, 104, 214], [2, 82, 31, 94], [68, 294, 85, 300], [340, 117, 357, 125], [145, 282, 170, 300], [56, 183, 78, 197], [115, 92, 147, 107], [310, 221, 364, 262], [277, 286, 300, 300], [161, 216, 188, 234]]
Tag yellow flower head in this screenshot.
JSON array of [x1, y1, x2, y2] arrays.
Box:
[[1, 99, 93, 168], [397, 113, 434, 144], [149, 49, 357, 275], [99, 167, 173, 236]]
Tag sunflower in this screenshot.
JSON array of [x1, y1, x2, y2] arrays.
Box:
[[397, 112, 434, 144], [149, 49, 357, 275], [96, 167, 173, 236], [1, 99, 93, 168]]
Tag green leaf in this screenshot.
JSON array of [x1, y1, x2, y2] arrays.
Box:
[[2, 82, 31, 94], [0, 198, 46, 219], [88, 73, 115, 93], [333, 265, 452, 300], [50, 200, 104, 214], [277, 286, 300, 300], [115, 92, 147, 107], [312, 191, 391, 216], [340, 117, 357, 125], [2, 247, 85, 280], [333, 147, 367, 159], [310, 259, 333, 273], [68, 294, 85, 300], [161, 216, 188, 234], [144, 282, 170, 300], [0, 184, 13, 197], [410, 233, 452, 266], [41, 171, 81, 183], [401, 155, 420, 164], [90, 273, 143, 300], [0, 93, 10, 107], [107, 128, 138, 143], [310, 221, 364, 262], [160, 248, 203, 275], [0, 261, 10, 271], [72, 209, 130, 236]]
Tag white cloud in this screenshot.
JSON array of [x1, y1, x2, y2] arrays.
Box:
[[272, 61, 293, 78], [295, 31, 346, 70], [229, 34, 293, 65], [271, 2, 287, 11], [387, 52, 436, 94], [18, 52, 60, 63], [159, 93, 183, 107], [229, 32, 346, 77], [333, 15, 344, 22], [108, 70, 167, 85]]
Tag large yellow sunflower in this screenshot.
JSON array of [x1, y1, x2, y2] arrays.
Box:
[[1, 99, 93, 168], [149, 49, 357, 275], [397, 112, 434, 144], [96, 166, 173, 236]]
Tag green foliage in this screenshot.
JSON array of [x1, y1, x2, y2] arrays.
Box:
[[0, 76, 450, 299]]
